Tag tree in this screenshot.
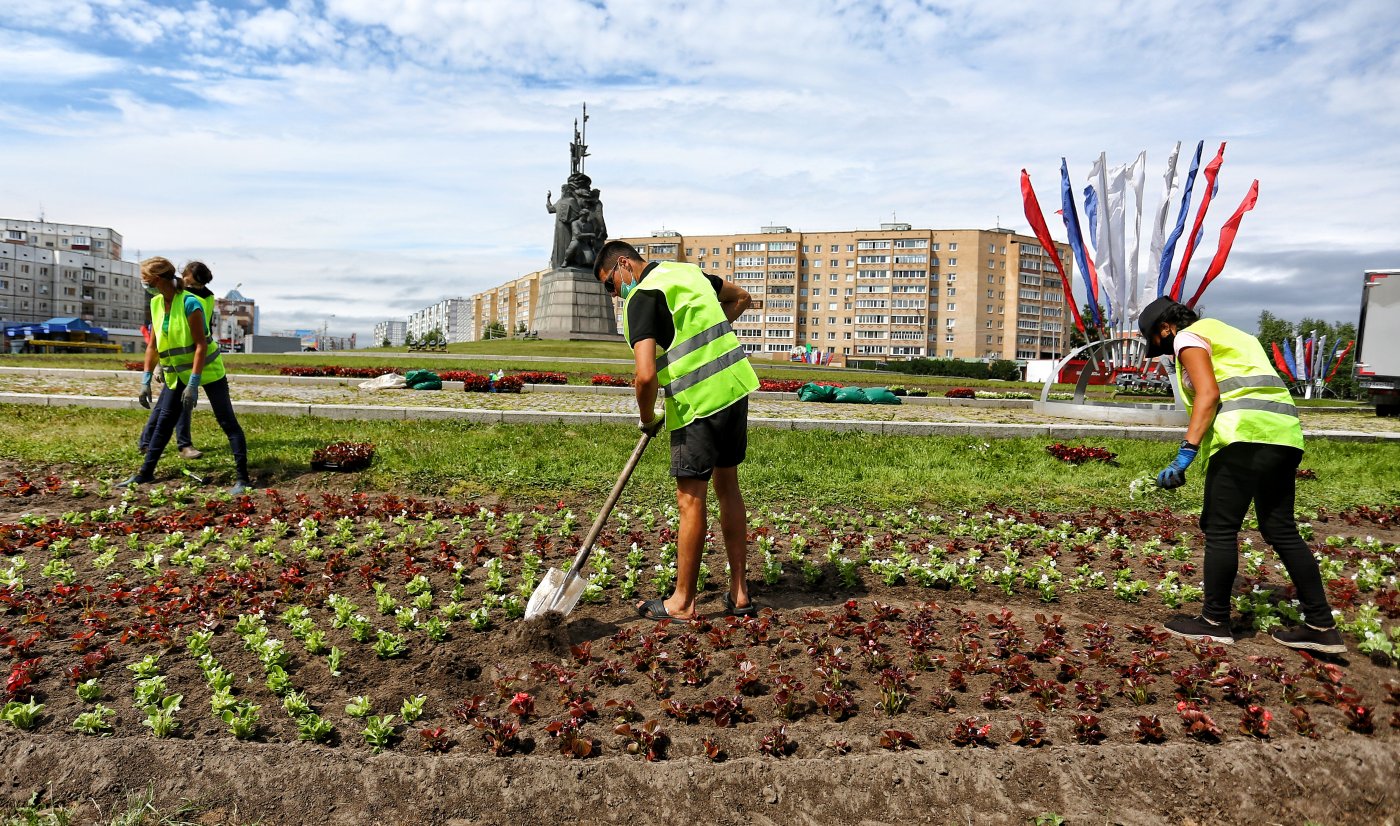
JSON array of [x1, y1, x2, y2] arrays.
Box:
[[381, 336, 392, 348], [403, 332, 418, 348], [1254, 311, 1360, 399], [1067, 305, 1107, 349], [515, 321, 528, 334], [483, 320, 506, 340]]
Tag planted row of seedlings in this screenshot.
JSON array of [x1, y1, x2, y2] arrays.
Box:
[[0, 474, 1396, 758]]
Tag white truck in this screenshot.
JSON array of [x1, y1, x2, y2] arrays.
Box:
[[1355, 269, 1400, 417]]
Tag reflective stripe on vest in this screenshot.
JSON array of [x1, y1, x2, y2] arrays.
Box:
[[151, 291, 225, 386], [1176, 317, 1303, 460], [622, 262, 759, 431]]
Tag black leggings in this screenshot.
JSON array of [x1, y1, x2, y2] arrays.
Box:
[[1199, 442, 1332, 627], [139, 396, 192, 450], [139, 376, 247, 480]]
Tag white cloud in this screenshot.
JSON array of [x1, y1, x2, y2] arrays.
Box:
[[0, 31, 122, 82]]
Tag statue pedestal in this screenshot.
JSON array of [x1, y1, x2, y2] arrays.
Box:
[[532, 268, 623, 341]]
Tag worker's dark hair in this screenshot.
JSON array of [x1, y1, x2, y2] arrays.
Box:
[[594, 240, 642, 280], [1160, 301, 1199, 329], [181, 260, 213, 287]]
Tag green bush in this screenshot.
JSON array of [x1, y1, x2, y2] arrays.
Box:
[[988, 360, 1022, 381]]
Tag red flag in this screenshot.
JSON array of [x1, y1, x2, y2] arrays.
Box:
[[1021, 169, 1086, 335], [1185, 180, 1260, 309], [1304, 336, 1314, 379], [1326, 341, 1354, 382], [1271, 341, 1294, 380], [1171, 142, 1227, 301]]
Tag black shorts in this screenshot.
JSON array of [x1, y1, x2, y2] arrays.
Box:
[[670, 396, 749, 480]]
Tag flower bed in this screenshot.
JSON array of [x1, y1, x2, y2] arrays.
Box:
[[0, 474, 1395, 823], [1046, 443, 1118, 465], [760, 379, 843, 393], [279, 366, 403, 379], [310, 441, 375, 471], [591, 374, 632, 387], [514, 371, 568, 385], [944, 387, 977, 399]]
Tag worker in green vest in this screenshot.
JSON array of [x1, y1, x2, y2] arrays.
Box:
[[1140, 296, 1343, 654], [595, 240, 761, 620], [121, 257, 252, 495], [138, 261, 216, 459]]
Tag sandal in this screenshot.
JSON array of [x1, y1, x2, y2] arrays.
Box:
[[636, 598, 691, 621], [723, 592, 758, 618]]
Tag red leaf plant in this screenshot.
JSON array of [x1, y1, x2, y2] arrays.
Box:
[[1007, 715, 1047, 747], [615, 720, 667, 761], [948, 716, 993, 747], [1176, 701, 1223, 741], [1046, 443, 1118, 464], [879, 729, 918, 751], [1238, 704, 1273, 738]]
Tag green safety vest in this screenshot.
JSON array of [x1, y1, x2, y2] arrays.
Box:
[[1176, 317, 1303, 460], [622, 262, 759, 431], [151, 290, 225, 386]]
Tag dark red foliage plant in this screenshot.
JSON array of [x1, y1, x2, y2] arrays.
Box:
[[944, 387, 977, 399], [1046, 443, 1118, 465], [1007, 715, 1046, 747], [1177, 701, 1223, 741], [615, 720, 667, 761], [1072, 713, 1106, 745], [948, 716, 992, 747], [310, 441, 375, 471], [1238, 705, 1273, 738], [1134, 714, 1167, 744], [879, 729, 917, 751], [590, 374, 632, 387], [758, 724, 795, 758]]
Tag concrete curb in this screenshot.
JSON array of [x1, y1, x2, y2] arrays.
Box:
[[4, 392, 1397, 443]]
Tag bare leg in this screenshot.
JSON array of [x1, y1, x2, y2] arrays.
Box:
[[711, 465, 750, 609], [661, 476, 708, 619]]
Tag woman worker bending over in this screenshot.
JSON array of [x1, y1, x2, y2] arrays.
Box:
[[121, 257, 252, 495]]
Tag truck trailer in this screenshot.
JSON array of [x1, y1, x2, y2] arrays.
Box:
[[1355, 269, 1400, 417]]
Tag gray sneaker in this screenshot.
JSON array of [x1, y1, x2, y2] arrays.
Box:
[[1163, 614, 1235, 645], [1271, 624, 1346, 655], [178, 446, 203, 460]]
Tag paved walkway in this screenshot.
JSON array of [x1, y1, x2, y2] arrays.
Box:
[[2, 367, 1394, 443]]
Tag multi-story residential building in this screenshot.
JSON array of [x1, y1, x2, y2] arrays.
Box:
[[373, 320, 407, 347], [0, 219, 144, 330], [469, 268, 547, 341], [215, 288, 258, 351], [407, 298, 471, 343], [609, 224, 1070, 362]]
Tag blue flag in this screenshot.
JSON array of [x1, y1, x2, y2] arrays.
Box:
[[1159, 140, 1204, 296], [1060, 159, 1101, 327]]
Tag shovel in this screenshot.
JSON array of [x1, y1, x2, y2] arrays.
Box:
[[525, 430, 654, 620]]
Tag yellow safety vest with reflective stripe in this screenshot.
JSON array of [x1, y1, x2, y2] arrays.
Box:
[[1176, 317, 1303, 460], [151, 290, 225, 386], [622, 262, 759, 432]]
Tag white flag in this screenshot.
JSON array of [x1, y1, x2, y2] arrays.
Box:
[[1147, 142, 1182, 309], [1126, 150, 1147, 328]]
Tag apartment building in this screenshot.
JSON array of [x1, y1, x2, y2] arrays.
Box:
[[407, 297, 471, 343], [373, 320, 407, 347], [469, 268, 547, 340], [611, 224, 1070, 362], [0, 219, 144, 329]]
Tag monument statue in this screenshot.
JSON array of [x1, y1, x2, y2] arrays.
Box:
[[531, 104, 622, 341], [546, 105, 608, 270]]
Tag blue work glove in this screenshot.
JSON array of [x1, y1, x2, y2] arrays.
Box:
[[1156, 440, 1199, 489], [182, 374, 202, 415], [639, 411, 665, 437], [138, 371, 153, 409]]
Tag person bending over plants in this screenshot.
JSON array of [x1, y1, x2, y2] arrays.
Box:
[[1139, 296, 1342, 654], [121, 257, 253, 495], [595, 240, 760, 621]]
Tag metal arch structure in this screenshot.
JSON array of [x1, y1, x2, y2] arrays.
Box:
[[1039, 334, 1184, 408]]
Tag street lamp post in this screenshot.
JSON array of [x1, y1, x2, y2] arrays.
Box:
[[322, 314, 336, 350]]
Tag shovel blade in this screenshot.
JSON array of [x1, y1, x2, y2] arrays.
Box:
[[524, 567, 587, 620]]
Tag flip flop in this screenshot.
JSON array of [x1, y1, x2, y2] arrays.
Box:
[[723, 592, 758, 618], [635, 598, 691, 620]]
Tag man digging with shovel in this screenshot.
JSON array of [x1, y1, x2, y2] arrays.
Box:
[[595, 240, 761, 620]]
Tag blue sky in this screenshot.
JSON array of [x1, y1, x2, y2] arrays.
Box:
[[2, 0, 1398, 342]]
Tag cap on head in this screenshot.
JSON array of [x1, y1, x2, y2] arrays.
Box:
[[1138, 295, 1181, 358]]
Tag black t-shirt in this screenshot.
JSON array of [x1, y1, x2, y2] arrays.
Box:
[[625, 262, 725, 350]]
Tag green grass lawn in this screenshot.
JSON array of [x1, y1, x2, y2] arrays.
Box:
[[2, 404, 1393, 513], [0, 351, 1374, 405]]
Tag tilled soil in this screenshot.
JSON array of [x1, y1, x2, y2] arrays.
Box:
[[0, 469, 1397, 825]]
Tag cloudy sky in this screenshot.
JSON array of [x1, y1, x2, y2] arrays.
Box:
[[2, 0, 1397, 342]]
